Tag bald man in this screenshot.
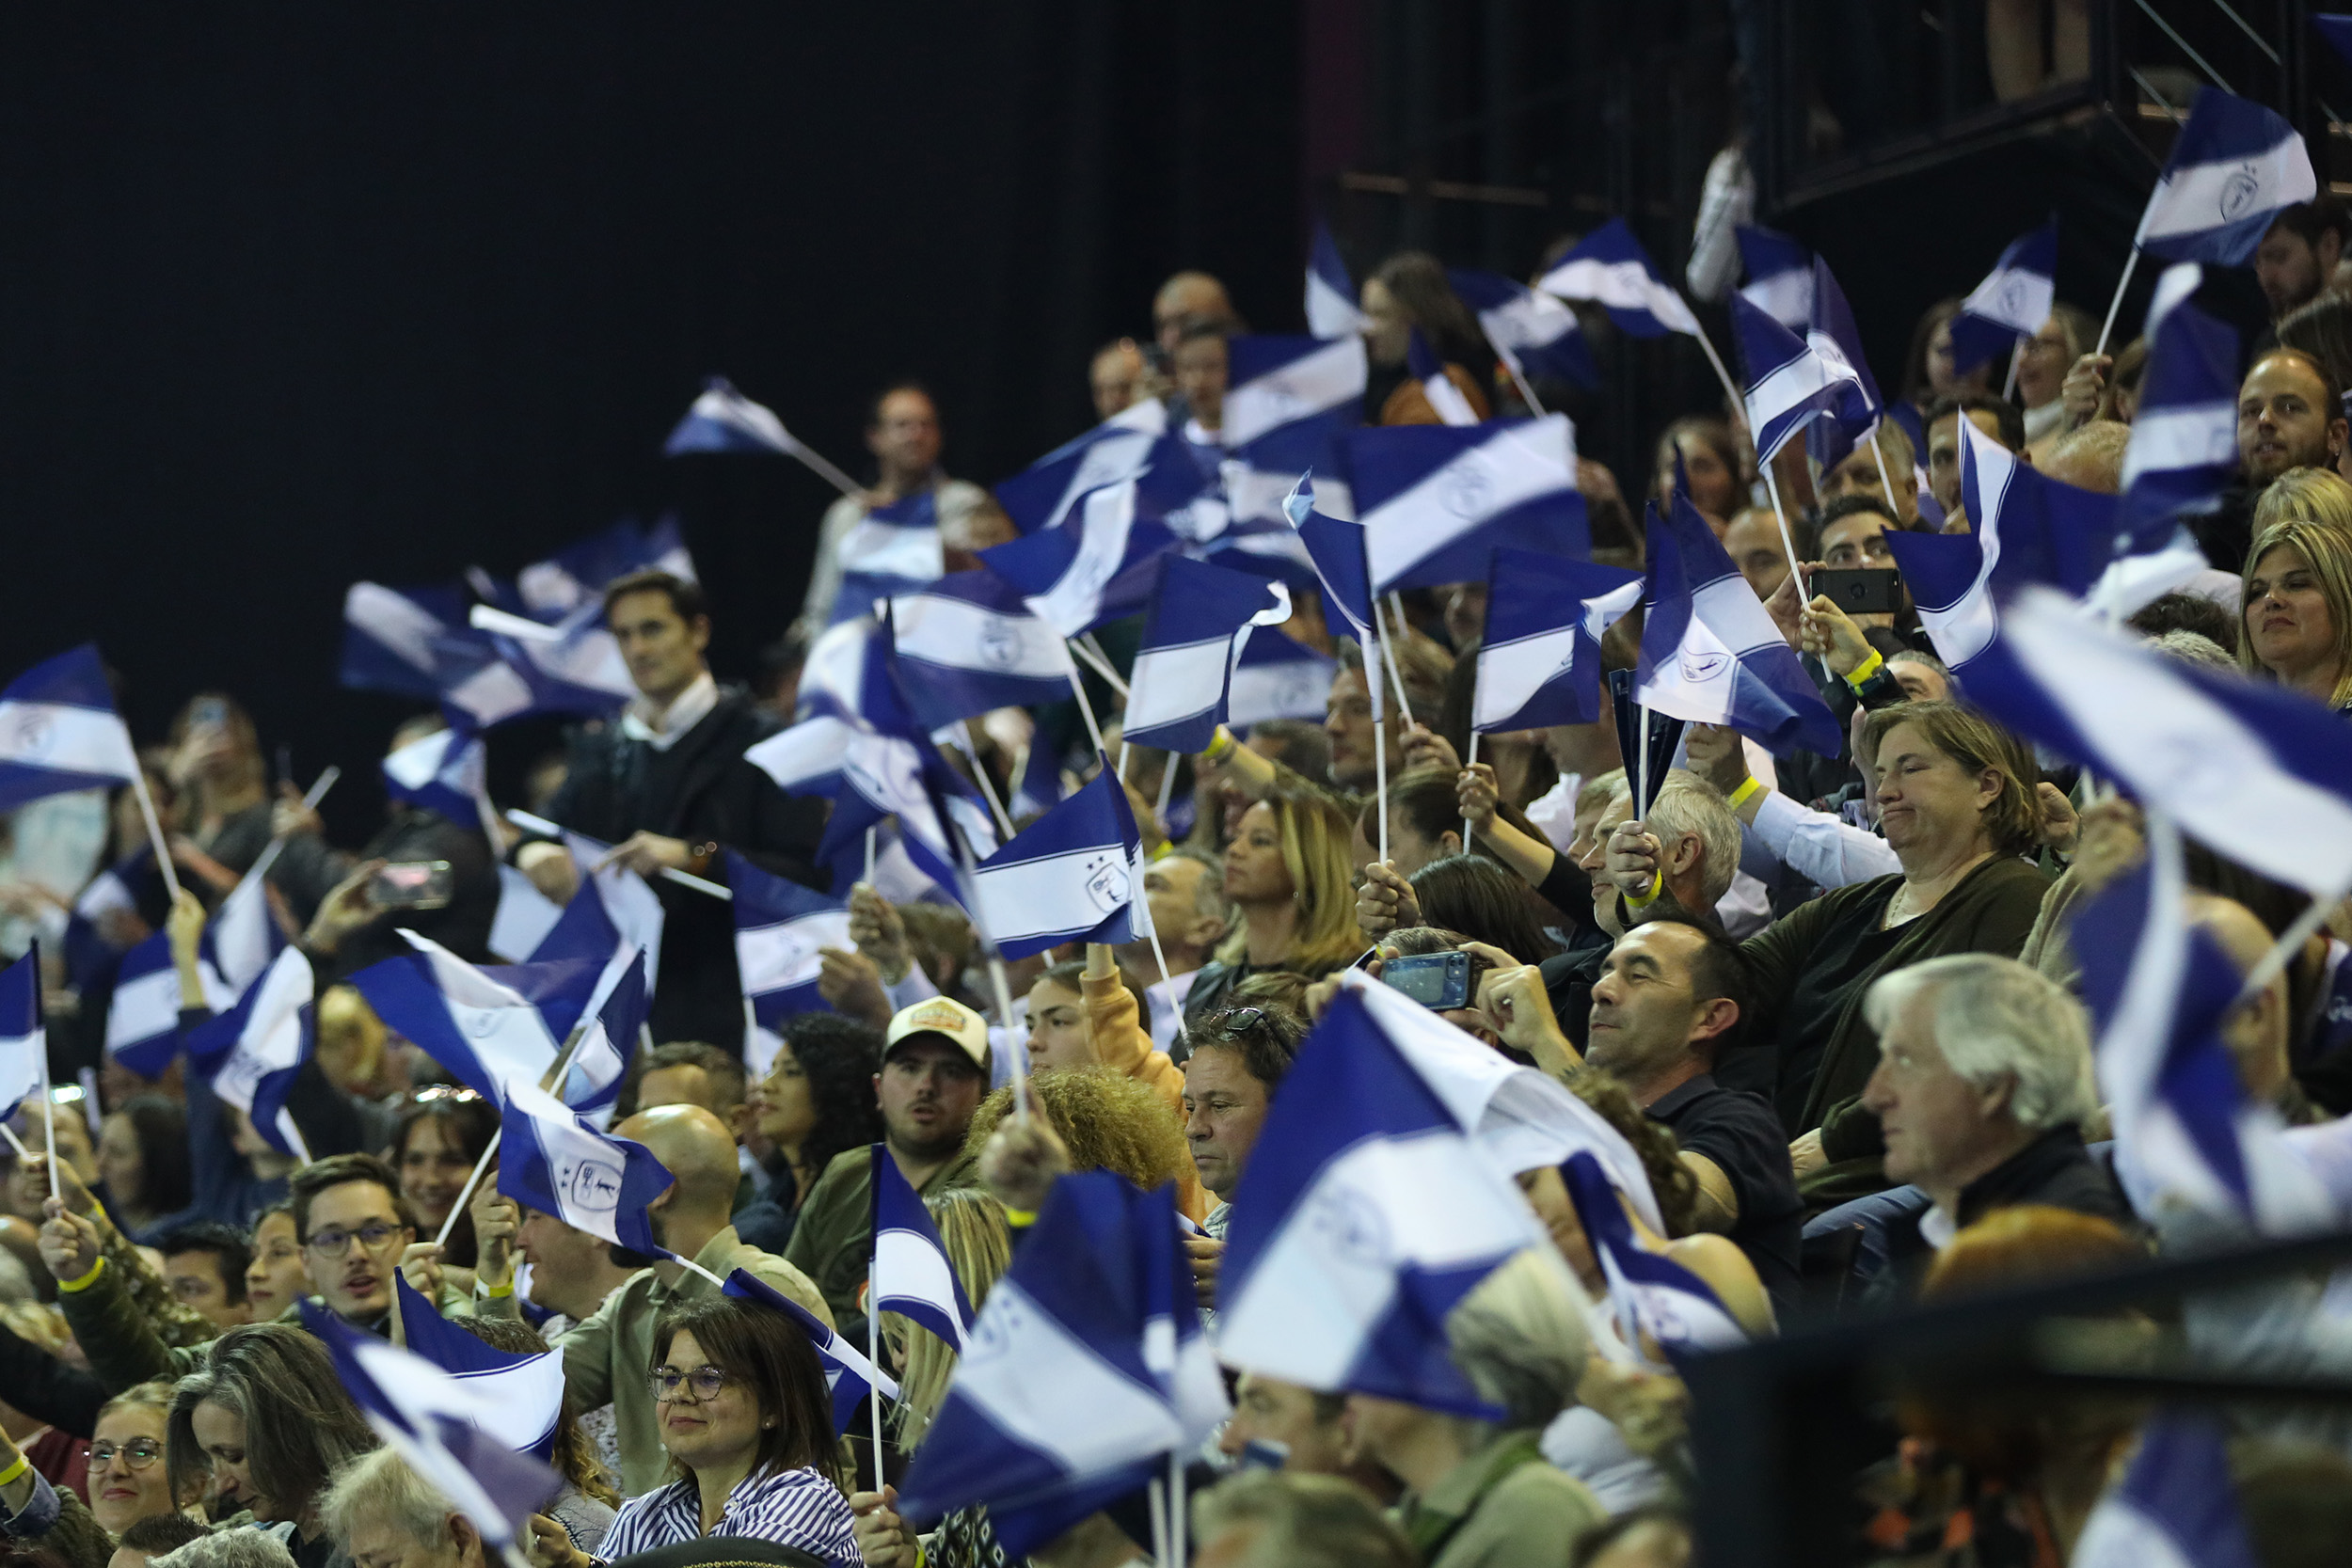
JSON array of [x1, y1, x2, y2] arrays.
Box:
[[1153, 270, 1237, 356], [482, 1102, 831, 1496], [2189, 894, 2310, 1119]]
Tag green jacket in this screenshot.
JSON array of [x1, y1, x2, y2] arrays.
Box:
[[783, 1145, 982, 1330], [1396, 1430, 1602, 1568]]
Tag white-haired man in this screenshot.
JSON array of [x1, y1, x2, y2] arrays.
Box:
[[322, 1448, 493, 1568]]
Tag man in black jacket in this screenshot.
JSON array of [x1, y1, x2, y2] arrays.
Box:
[[515, 570, 828, 1051]]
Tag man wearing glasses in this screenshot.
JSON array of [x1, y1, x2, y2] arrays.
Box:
[[287, 1153, 464, 1329]]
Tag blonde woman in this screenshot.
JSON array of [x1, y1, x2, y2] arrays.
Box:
[[2241, 468, 2352, 710], [1183, 778, 1361, 1030]]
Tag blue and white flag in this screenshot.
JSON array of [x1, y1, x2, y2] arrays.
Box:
[[0, 646, 140, 813], [1949, 218, 2058, 373], [723, 1267, 900, 1435], [889, 570, 1076, 728], [348, 937, 605, 1106], [110, 865, 285, 1079], [2072, 1411, 2259, 1568], [487, 865, 564, 964], [660, 375, 820, 463], [1009, 739, 1066, 823], [62, 847, 156, 993], [1732, 226, 1814, 332], [895, 1172, 1196, 1552], [1280, 472, 1375, 637], [1635, 496, 1842, 757], [559, 949, 646, 1118], [1406, 328, 1480, 426], [1535, 218, 1700, 338], [2114, 295, 2241, 559], [1218, 971, 1552, 1415], [729, 850, 850, 1029], [1122, 558, 1288, 752], [305, 1303, 564, 1551], [517, 515, 695, 618], [532, 831, 668, 997], [380, 723, 487, 831], [342, 581, 473, 703], [1729, 293, 1872, 464], [1351, 414, 1587, 592], [1228, 626, 1339, 729], [1222, 334, 1369, 453], [460, 603, 638, 725], [2073, 818, 2334, 1233], [187, 945, 315, 1160], [1448, 267, 1599, 391], [871, 1144, 975, 1351], [1881, 414, 2118, 672], [391, 1274, 567, 1458], [1473, 550, 1643, 732], [1558, 1150, 1744, 1363], [979, 468, 1190, 639], [1804, 258, 1885, 469], [993, 400, 1174, 537], [2136, 87, 2317, 264], [0, 950, 42, 1126], [829, 490, 948, 628], [1305, 220, 1366, 339], [969, 768, 1151, 958], [498, 1080, 675, 1257], [1963, 585, 2352, 898]]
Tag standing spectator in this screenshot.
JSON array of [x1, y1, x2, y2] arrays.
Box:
[[795, 384, 995, 637], [1088, 339, 1148, 420], [2216, 349, 2351, 574], [1359, 252, 1492, 425], [1169, 320, 1232, 483], [514, 570, 830, 1051], [1152, 271, 1239, 356]]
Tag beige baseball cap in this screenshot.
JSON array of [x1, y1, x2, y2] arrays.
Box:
[[882, 995, 991, 1071]]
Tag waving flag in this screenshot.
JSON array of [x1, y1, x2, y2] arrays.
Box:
[[391, 1275, 566, 1457], [62, 847, 158, 992], [729, 851, 851, 1029], [186, 945, 315, 1159], [342, 581, 475, 703], [1221, 333, 1369, 529], [1733, 227, 1813, 332], [459, 603, 638, 724], [1535, 218, 1700, 337], [967, 768, 1152, 959], [871, 1145, 975, 1351], [2114, 295, 2241, 557], [0, 646, 141, 812], [348, 937, 605, 1105], [895, 1173, 1199, 1555], [1474, 550, 1644, 732], [532, 831, 667, 996], [1729, 293, 1871, 464], [2136, 87, 2317, 264], [1635, 496, 1842, 758], [724, 1268, 899, 1435], [0, 952, 42, 1126], [109, 865, 286, 1079], [381, 723, 487, 830], [1351, 414, 1588, 592], [1559, 1151, 1744, 1362], [993, 400, 1174, 537], [518, 515, 694, 616], [827, 490, 949, 628], [2073, 821, 2333, 1233], [305, 1304, 564, 1551], [1228, 626, 1339, 728], [1218, 971, 1551, 1414], [1949, 218, 2058, 373], [661, 376, 863, 498], [1280, 473, 1375, 636], [1803, 258, 1884, 469], [1122, 558, 1288, 752], [1881, 414, 2119, 671], [1406, 329, 1480, 426], [1305, 220, 1366, 338], [499, 1080, 674, 1257], [979, 468, 1191, 639], [2072, 1412, 2259, 1568], [889, 570, 1076, 728], [1448, 267, 1599, 391], [1965, 586, 2352, 898], [487, 866, 564, 963]]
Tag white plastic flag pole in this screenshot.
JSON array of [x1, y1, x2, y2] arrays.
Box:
[[1759, 463, 1804, 600], [1690, 321, 1750, 430], [1154, 750, 1179, 823], [2096, 247, 2142, 357], [438, 1015, 594, 1247], [1119, 742, 1132, 784], [2001, 338, 2023, 403], [1170, 1452, 1186, 1568], [1375, 599, 1416, 730], [40, 1055, 58, 1204], [783, 438, 867, 504], [1063, 667, 1109, 755], [864, 827, 878, 886], [1067, 636, 1132, 699], [128, 767, 184, 904], [946, 816, 1030, 1126], [0, 1122, 28, 1160], [1635, 705, 1650, 824], [246, 768, 343, 889], [1502, 355, 1546, 416], [1367, 627, 1391, 867], [1866, 427, 1903, 518], [1462, 730, 1480, 854], [963, 752, 1017, 838], [867, 1307, 888, 1490], [2235, 881, 2351, 1007], [1147, 1476, 1169, 1568]]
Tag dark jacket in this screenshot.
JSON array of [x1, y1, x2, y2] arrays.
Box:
[[531, 686, 829, 1051], [1873, 1127, 2136, 1306]]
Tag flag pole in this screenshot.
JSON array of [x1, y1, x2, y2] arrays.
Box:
[[1462, 731, 1479, 854], [1369, 631, 1391, 867], [436, 1015, 593, 1247], [866, 1298, 888, 1492], [1119, 741, 1132, 784], [1758, 462, 1805, 600], [1067, 635, 1132, 699], [1063, 667, 1109, 754], [128, 768, 184, 905], [1689, 323, 1749, 434], [1153, 748, 1179, 824], [0, 1123, 28, 1160], [1147, 1476, 1169, 1568], [2001, 338, 2023, 403], [781, 437, 868, 504], [1169, 1451, 1186, 1568], [1502, 356, 1546, 417], [1374, 599, 1416, 729], [962, 751, 1017, 839], [40, 1059, 58, 1206], [2096, 248, 2142, 357], [864, 827, 878, 886], [946, 815, 1029, 1126], [1865, 426, 1904, 518], [2234, 884, 2348, 1008]]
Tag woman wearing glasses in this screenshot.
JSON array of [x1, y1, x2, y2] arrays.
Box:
[[87, 1382, 199, 1536], [531, 1297, 856, 1568]]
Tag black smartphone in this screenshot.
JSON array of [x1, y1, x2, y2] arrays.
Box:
[[371, 860, 454, 910], [1812, 567, 1903, 616], [1380, 951, 1471, 1010]]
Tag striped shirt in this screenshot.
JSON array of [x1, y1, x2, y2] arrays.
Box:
[[596, 1466, 859, 1568]]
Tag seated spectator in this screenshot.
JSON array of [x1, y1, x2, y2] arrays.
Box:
[[114, 1514, 211, 1568], [447, 1319, 615, 1553], [1188, 1470, 1417, 1568], [1685, 721, 1901, 895], [1088, 338, 1147, 420], [1318, 639, 1452, 799], [1170, 319, 1232, 475], [1813, 422, 1918, 528], [626, 1044, 756, 1211], [1113, 847, 1228, 1049], [1387, 857, 1562, 971], [86, 1382, 194, 1537], [151, 1223, 251, 1331], [2254, 197, 2350, 322], [2217, 348, 2350, 575], [1182, 1002, 1306, 1257], [1650, 417, 1745, 529], [2018, 305, 2098, 462], [1184, 782, 1362, 1028], [167, 1323, 380, 1560], [733, 1016, 884, 1253], [240, 1204, 307, 1324], [1153, 270, 1239, 356], [962, 1069, 1196, 1203], [387, 1096, 496, 1273], [94, 1099, 188, 1243], [323, 1449, 504, 1568], [2238, 468, 2352, 710], [1923, 395, 2024, 519], [1722, 506, 1796, 602], [154, 1533, 299, 1568], [1901, 300, 1994, 419]]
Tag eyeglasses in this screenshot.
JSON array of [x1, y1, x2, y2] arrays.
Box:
[[1215, 1007, 1265, 1039], [409, 1085, 483, 1105], [87, 1440, 163, 1470], [304, 1221, 408, 1258], [649, 1366, 731, 1403]]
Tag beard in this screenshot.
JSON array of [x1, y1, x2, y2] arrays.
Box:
[[885, 1106, 967, 1164]]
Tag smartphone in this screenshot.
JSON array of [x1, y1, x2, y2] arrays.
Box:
[[191, 697, 230, 731], [1812, 567, 1903, 616], [1380, 951, 1471, 1010], [371, 860, 453, 911]]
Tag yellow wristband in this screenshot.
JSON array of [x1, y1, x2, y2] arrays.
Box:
[[483, 1277, 514, 1299], [0, 1455, 26, 1489], [1001, 1206, 1038, 1227], [58, 1256, 105, 1294], [1843, 649, 1885, 690], [1201, 727, 1237, 766], [1625, 871, 1664, 911], [1726, 777, 1762, 812]]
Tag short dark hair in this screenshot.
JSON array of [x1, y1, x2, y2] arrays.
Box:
[[1927, 393, 2027, 453], [288, 1153, 413, 1245], [2270, 195, 2352, 250], [2127, 590, 2238, 651], [154, 1221, 252, 1307], [629, 1042, 749, 1117], [1406, 855, 1561, 964], [1629, 910, 1752, 1059], [1242, 717, 1332, 783], [651, 1296, 839, 1488], [117, 1515, 211, 1557], [601, 568, 707, 626], [867, 379, 936, 428], [1819, 491, 1905, 537], [1194, 1005, 1308, 1092]]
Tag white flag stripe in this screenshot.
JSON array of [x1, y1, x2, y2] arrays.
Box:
[[1037, 425, 1164, 536], [971, 845, 1136, 947], [1474, 626, 1581, 730], [1538, 258, 1698, 333], [1306, 272, 1365, 340], [686, 385, 793, 451], [2069, 1499, 2206, 1568], [1361, 418, 1577, 587], [1737, 274, 1814, 332], [446, 1352, 567, 1452], [744, 716, 859, 793], [892, 595, 1074, 680], [397, 932, 567, 1084], [489, 866, 564, 963], [2118, 404, 2238, 486], [1746, 352, 1848, 443], [1960, 263, 2054, 336], [444, 662, 534, 727], [876, 1227, 967, 1338], [106, 967, 184, 1053], [0, 702, 139, 781], [1123, 638, 1239, 734], [946, 1279, 1181, 1468], [2139, 140, 2316, 243], [735, 911, 852, 999], [1634, 582, 1747, 728], [838, 519, 946, 580], [344, 584, 446, 674], [1223, 338, 1369, 450], [1026, 483, 1142, 638]]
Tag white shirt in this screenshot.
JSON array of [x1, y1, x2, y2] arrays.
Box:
[[618, 671, 718, 752], [1746, 787, 1902, 890]]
